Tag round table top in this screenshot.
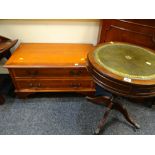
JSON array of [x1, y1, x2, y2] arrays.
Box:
[[94, 42, 155, 80]]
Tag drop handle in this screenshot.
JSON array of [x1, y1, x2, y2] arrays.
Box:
[[32, 70, 38, 76], [29, 83, 33, 87], [69, 70, 82, 76], [27, 70, 38, 76], [70, 83, 81, 88], [69, 70, 75, 75], [29, 83, 41, 88], [34, 83, 41, 88], [76, 70, 82, 75], [37, 83, 41, 87]]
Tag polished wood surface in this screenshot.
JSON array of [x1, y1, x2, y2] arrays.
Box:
[[89, 42, 155, 86], [5, 43, 95, 98], [12, 68, 89, 78], [5, 43, 94, 68], [97, 19, 155, 107], [15, 78, 94, 92], [0, 35, 18, 60], [98, 19, 155, 50], [87, 42, 155, 98], [86, 42, 155, 134]]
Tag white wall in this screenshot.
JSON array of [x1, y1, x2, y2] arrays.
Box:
[[0, 20, 100, 47], [0, 19, 100, 73]]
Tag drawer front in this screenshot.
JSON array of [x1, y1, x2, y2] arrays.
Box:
[[15, 78, 94, 91], [12, 68, 90, 78]]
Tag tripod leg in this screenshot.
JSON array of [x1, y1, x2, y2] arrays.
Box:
[[94, 101, 113, 135], [113, 102, 140, 129], [86, 96, 111, 107]]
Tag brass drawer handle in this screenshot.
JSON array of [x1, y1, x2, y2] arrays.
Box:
[[69, 70, 75, 76], [26, 70, 38, 76], [70, 83, 81, 88], [29, 83, 41, 88], [29, 83, 33, 87], [69, 70, 82, 76], [37, 83, 41, 87], [76, 70, 82, 75]]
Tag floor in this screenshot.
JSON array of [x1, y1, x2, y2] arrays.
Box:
[[0, 93, 154, 135]]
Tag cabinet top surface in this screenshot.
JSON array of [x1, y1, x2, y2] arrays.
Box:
[[5, 43, 94, 68]]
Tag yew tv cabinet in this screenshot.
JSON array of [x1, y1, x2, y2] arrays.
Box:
[[5, 43, 95, 98]]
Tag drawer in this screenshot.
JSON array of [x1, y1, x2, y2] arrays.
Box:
[[12, 68, 90, 78], [15, 78, 94, 91]]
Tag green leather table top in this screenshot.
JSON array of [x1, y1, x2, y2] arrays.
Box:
[[94, 42, 155, 80]]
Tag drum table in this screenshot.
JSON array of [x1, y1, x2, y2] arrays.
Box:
[[87, 42, 155, 134]]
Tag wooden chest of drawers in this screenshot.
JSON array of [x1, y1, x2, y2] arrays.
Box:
[[4, 43, 95, 98]]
